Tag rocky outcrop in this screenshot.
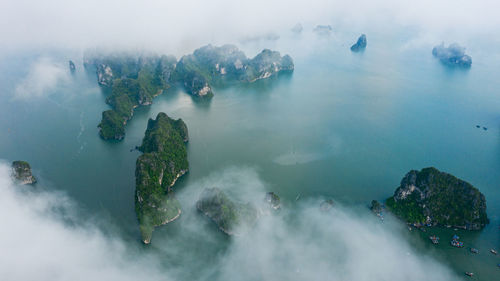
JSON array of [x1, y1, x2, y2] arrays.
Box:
[[265, 192, 281, 210], [11, 161, 36, 185], [350, 34, 367, 52], [96, 64, 114, 87], [370, 200, 383, 214], [386, 167, 488, 230], [245, 49, 294, 82], [87, 46, 293, 139], [313, 25, 333, 36], [69, 60, 76, 73], [320, 199, 334, 212], [85, 54, 176, 141], [135, 112, 189, 244], [172, 44, 294, 97], [197, 187, 258, 235], [432, 43, 472, 68]]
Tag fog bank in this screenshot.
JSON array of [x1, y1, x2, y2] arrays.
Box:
[[1, 0, 499, 53]]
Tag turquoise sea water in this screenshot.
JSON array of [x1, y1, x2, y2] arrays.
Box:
[[0, 31, 499, 279]]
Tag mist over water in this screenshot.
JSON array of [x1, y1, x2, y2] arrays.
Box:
[[0, 163, 460, 281], [1, 0, 500, 280]]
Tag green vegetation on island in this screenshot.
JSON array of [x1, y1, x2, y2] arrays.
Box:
[[84, 54, 177, 140], [370, 200, 383, 214], [11, 160, 37, 185], [85, 45, 293, 140], [135, 112, 189, 244], [173, 44, 294, 97], [196, 187, 258, 235], [385, 167, 488, 230]]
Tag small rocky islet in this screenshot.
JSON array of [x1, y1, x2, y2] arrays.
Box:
[[432, 43, 472, 68], [134, 112, 189, 244], [350, 34, 367, 52], [380, 167, 488, 230], [313, 25, 333, 36], [68, 60, 76, 73], [84, 45, 294, 141], [11, 160, 37, 185], [196, 187, 259, 235], [197, 188, 284, 236]]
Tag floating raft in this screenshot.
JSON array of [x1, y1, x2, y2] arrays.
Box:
[[451, 235, 464, 248], [429, 235, 440, 244]]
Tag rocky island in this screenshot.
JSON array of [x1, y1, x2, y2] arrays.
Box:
[[197, 187, 258, 235], [313, 25, 333, 36], [350, 34, 367, 52], [173, 44, 294, 97], [385, 167, 488, 230], [370, 200, 383, 214], [69, 60, 76, 73], [265, 192, 281, 210], [86, 45, 293, 140], [432, 43, 472, 68], [135, 112, 189, 244], [84, 54, 177, 140], [11, 161, 37, 185]]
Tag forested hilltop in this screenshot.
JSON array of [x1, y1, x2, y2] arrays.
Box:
[[385, 167, 488, 230], [84, 45, 293, 141], [135, 112, 188, 244]]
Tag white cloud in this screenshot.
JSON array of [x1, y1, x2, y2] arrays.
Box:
[[177, 167, 459, 281], [0, 164, 460, 281], [14, 57, 69, 99], [0, 162, 168, 281], [0, 0, 498, 53]]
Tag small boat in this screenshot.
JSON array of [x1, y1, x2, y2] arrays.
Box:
[[470, 248, 479, 254], [491, 249, 498, 255], [451, 239, 464, 248], [476, 125, 480, 128], [483, 127, 488, 131], [429, 235, 439, 244], [465, 272, 474, 277], [295, 194, 301, 201]]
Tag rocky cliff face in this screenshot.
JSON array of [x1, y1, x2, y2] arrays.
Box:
[[197, 187, 258, 235], [11, 161, 36, 185], [245, 49, 294, 82], [85, 54, 176, 141], [265, 192, 281, 210], [350, 34, 367, 52], [432, 43, 472, 68], [135, 112, 189, 244], [386, 167, 488, 230], [173, 44, 294, 97], [96, 64, 114, 87]]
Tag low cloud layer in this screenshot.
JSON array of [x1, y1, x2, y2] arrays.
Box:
[[14, 57, 70, 99], [0, 161, 459, 280], [0, 162, 168, 281], [0, 162, 459, 281], [0, 0, 499, 53], [179, 167, 459, 281]]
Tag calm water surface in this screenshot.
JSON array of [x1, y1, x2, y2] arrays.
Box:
[[0, 32, 499, 279]]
